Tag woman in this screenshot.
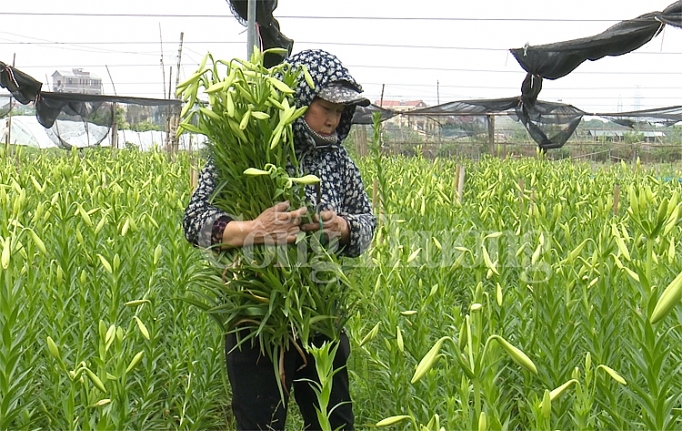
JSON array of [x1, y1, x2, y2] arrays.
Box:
[[183, 49, 376, 431]]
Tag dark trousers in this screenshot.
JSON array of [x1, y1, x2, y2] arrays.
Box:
[[225, 331, 354, 431]]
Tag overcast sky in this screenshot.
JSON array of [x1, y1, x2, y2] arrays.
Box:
[[1, 0, 681, 113]]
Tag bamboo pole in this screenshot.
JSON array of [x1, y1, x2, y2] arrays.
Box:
[[457, 165, 466, 203], [5, 53, 16, 156], [518, 178, 524, 215], [105, 65, 118, 151], [111, 106, 118, 150], [487, 114, 495, 155], [372, 178, 378, 210], [614, 183, 620, 215], [454, 164, 460, 201], [190, 164, 199, 191]]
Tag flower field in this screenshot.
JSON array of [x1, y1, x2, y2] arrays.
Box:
[[2, 146, 682, 430]]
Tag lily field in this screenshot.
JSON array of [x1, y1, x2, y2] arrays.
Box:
[[1, 145, 682, 430]]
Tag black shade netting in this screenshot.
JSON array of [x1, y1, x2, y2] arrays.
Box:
[[451, 116, 491, 139], [226, 0, 277, 26], [660, 1, 682, 27], [46, 105, 112, 150], [407, 98, 521, 116], [34, 92, 180, 129], [351, 104, 397, 125], [510, 12, 665, 81], [516, 102, 585, 150], [225, 0, 293, 67], [45, 101, 180, 150], [404, 98, 586, 149], [507, 1, 682, 141], [39, 96, 116, 149], [402, 99, 512, 139], [0, 61, 42, 105], [109, 103, 183, 151], [1, 62, 183, 134], [1, 95, 10, 118], [593, 105, 682, 128]]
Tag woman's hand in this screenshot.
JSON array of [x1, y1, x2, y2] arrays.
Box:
[[222, 201, 307, 247], [300, 210, 350, 245]]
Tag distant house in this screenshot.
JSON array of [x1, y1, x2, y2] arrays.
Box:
[[374, 100, 439, 135], [375, 100, 427, 112], [52, 69, 103, 95]]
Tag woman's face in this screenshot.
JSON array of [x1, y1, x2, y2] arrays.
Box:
[[304, 98, 345, 136]]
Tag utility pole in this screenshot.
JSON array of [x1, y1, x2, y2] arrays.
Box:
[[170, 32, 184, 154], [105, 65, 119, 150], [5, 53, 16, 155], [436, 80, 441, 147], [246, 0, 257, 59], [174, 32, 184, 94], [166, 66, 173, 153], [159, 23, 166, 99]]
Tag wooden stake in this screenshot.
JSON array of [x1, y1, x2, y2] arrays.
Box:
[[487, 114, 495, 155], [518, 178, 524, 215], [454, 164, 461, 201], [457, 165, 466, 203], [105, 65, 119, 151], [190, 165, 199, 191], [111, 103, 118, 150]]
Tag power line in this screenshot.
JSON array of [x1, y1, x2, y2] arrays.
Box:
[[59, 80, 681, 91], [10, 63, 682, 78], [295, 42, 682, 54], [4, 37, 681, 63], [4, 39, 682, 54], [0, 33, 162, 56], [4, 26, 682, 62], [353, 66, 682, 75], [0, 11, 626, 22], [4, 86, 672, 102], [8, 59, 681, 73], [0, 40, 242, 46]]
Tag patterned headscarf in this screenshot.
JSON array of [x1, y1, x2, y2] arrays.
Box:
[[284, 49, 365, 152]]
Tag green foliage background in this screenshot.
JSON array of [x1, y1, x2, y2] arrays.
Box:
[[2, 146, 682, 430]]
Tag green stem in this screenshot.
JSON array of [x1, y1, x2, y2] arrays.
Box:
[[645, 237, 654, 292], [473, 377, 482, 427]]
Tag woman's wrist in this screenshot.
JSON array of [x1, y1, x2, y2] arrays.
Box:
[[339, 216, 351, 245], [221, 220, 256, 247]]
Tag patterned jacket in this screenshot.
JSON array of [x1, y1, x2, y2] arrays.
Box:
[[182, 49, 376, 258]]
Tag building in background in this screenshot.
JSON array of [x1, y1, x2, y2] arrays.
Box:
[[52, 69, 103, 95], [376, 100, 427, 117], [375, 100, 439, 136]]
